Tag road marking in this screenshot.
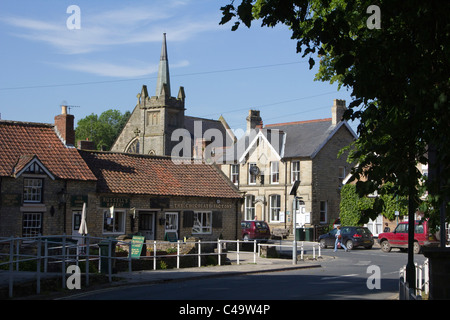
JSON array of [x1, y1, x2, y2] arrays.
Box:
[[319, 273, 359, 281]]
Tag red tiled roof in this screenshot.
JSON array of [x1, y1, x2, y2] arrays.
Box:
[[0, 121, 96, 181], [79, 151, 242, 199]]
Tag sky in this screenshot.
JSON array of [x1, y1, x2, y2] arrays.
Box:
[[0, 0, 356, 134]]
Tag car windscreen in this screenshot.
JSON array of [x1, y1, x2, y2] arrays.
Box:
[[255, 222, 269, 229], [356, 228, 372, 236]]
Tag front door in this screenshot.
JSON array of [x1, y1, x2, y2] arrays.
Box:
[[139, 211, 155, 240], [165, 212, 178, 240]]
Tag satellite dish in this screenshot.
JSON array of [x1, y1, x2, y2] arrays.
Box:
[[250, 165, 260, 176]]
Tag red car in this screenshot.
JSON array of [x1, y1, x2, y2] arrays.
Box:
[[378, 220, 439, 254], [241, 220, 271, 242]]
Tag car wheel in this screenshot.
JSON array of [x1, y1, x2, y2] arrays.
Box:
[[346, 240, 354, 250], [319, 239, 327, 249], [380, 240, 391, 252], [414, 241, 421, 254]]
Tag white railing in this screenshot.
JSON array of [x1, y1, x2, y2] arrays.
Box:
[[257, 240, 321, 264], [399, 259, 429, 300]]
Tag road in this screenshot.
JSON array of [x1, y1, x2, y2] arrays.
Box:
[[65, 246, 426, 301]]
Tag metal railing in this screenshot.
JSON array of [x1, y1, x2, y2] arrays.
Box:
[[399, 259, 429, 300], [257, 240, 322, 264]]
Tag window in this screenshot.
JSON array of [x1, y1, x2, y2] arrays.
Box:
[[192, 211, 212, 234], [22, 213, 42, 237], [320, 201, 327, 224], [103, 210, 125, 234], [291, 161, 300, 183], [245, 195, 255, 220], [270, 195, 281, 222], [248, 163, 257, 185], [23, 178, 43, 203], [270, 161, 279, 184], [126, 138, 140, 154], [231, 164, 239, 185]]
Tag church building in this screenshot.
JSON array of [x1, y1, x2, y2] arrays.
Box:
[[111, 34, 235, 158]]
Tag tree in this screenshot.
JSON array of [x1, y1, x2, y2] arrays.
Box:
[[75, 109, 130, 150], [220, 0, 449, 228], [220, 1, 450, 289]]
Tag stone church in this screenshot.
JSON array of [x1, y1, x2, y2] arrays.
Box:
[[111, 34, 235, 157]]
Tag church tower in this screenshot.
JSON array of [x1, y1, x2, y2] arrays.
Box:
[[111, 33, 186, 156]]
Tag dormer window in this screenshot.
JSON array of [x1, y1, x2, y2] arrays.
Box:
[[23, 178, 43, 203]]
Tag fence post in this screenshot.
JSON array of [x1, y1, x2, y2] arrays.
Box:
[[424, 259, 429, 295], [36, 237, 41, 295], [237, 240, 240, 265], [253, 240, 257, 264], [86, 236, 90, 287], [292, 240, 297, 265], [313, 245, 316, 260], [153, 241, 157, 271], [177, 240, 181, 269], [15, 239, 20, 271], [198, 240, 202, 268], [128, 239, 132, 273], [217, 239, 221, 266], [9, 237, 14, 298], [44, 239, 48, 274], [62, 235, 66, 289], [108, 239, 112, 283], [300, 242, 304, 261]]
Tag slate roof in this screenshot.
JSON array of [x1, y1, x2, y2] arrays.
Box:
[[0, 120, 97, 181], [79, 150, 242, 199], [265, 118, 336, 158]]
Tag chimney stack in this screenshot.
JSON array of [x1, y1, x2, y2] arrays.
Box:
[[246, 110, 262, 132], [332, 99, 346, 125], [55, 106, 75, 147]]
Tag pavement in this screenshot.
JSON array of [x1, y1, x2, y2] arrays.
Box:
[[0, 250, 323, 300]]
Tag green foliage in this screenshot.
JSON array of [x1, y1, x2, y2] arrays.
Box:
[[340, 184, 408, 226], [220, 0, 450, 229], [75, 109, 131, 151]]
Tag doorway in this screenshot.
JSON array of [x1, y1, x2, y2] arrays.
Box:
[[139, 211, 155, 240], [165, 212, 179, 240]]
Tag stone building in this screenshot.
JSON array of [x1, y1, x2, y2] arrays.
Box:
[[0, 106, 243, 241], [0, 106, 97, 238], [110, 33, 235, 158], [219, 100, 357, 237]]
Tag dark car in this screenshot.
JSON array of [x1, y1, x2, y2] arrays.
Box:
[[241, 220, 271, 242], [319, 226, 374, 250]]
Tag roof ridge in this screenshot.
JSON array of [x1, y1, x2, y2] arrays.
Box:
[[0, 120, 53, 127], [265, 118, 332, 127]]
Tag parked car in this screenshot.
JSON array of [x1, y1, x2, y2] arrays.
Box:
[[241, 220, 271, 242], [318, 226, 374, 250], [377, 220, 439, 254]]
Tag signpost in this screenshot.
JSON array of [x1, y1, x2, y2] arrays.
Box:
[[130, 235, 145, 259]]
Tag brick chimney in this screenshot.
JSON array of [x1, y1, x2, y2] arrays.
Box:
[[54, 105, 75, 147], [77, 138, 96, 150], [246, 110, 262, 132], [332, 99, 347, 125]]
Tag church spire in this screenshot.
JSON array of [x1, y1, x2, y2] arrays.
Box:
[[155, 33, 171, 97]]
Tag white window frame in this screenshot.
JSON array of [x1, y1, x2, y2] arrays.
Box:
[[269, 194, 281, 222], [270, 161, 279, 184], [103, 209, 126, 234], [245, 195, 255, 220], [248, 163, 257, 185], [192, 211, 212, 234], [320, 201, 327, 224], [230, 164, 239, 185], [23, 178, 43, 203], [22, 212, 43, 237], [291, 161, 300, 183]]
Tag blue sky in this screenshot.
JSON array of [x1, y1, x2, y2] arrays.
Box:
[[0, 0, 356, 133]]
